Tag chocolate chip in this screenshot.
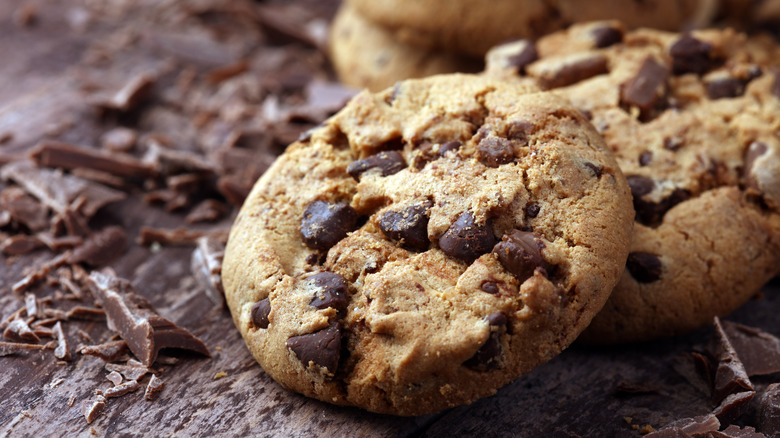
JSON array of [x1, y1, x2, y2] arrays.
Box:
[[743, 141, 768, 193], [506, 40, 538, 73], [632, 187, 690, 226], [639, 151, 653, 166], [477, 136, 514, 167], [378, 202, 431, 251], [627, 175, 655, 197], [706, 77, 746, 99], [584, 162, 603, 178], [346, 150, 406, 180], [309, 271, 348, 311], [481, 281, 499, 295], [300, 201, 358, 251], [412, 140, 459, 170], [492, 230, 548, 282], [626, 252, 662, 283], [590, 25, 623, 48], [286, 322, 341, 373], [533, 52, 608, 89], [664, 136, 684, 151], [620, 57, 669, 112], [251, 298, 271, 329], [506, 120, 535, 142], [669, 34, 714, 75], [438, 212, 497, 262], [524, 203, 540, 218], [438, 140, 461, 156], [464, 313, 507, 371]]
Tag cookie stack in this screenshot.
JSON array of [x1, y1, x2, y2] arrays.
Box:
[[222, 1, 780, 416]]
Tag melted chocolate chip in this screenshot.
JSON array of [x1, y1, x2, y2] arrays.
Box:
[[639, 151, 653, 166], [492, 230, 548, 282], [706, 77, 746, 99], [251, 298, 271, 329], [584, 162, 603, 178], [524, 203, 541, 218], [626, 252, 663, 283], [481, 281, 499, 295], [378, 202, 431, 251], [300, 201, 358, 251], [464, 313, 507, 371], [743, 141, 768, 193], [620, 57, 669, 112], [477, 136, 514, 167], [309, 272, 348, 311], [507, 41, 539, 73], [286, 322, 341, 373], [590, 25, 623, 48], [669, 34, 714, 75], [347, 151, 406, 180], [438, 212, 497, 262]]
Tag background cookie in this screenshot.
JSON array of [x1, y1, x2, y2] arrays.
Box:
[[222, 74, 634, 415], [485, 21, 780, 343], [328, 3, 480, 91], [347, 0, 717, 58]]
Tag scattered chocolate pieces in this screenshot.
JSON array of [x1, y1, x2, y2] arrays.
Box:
[[87, 270, 210, 366], [105, 362, 150, 382], [30, 140, 154, 179], [138, 226, 229, 247], [68, 226, 128, 267], [3, 318, 40, 343], [0, 341, 45, 357], [646, 414, 721, 437]]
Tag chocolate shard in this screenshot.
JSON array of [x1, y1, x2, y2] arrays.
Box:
[[92, 73, 155, 112], [186, 199, 229, 224], [53, 321, 71, 361], [438, 211, 497, 263], [626, 252, 663, 283], [378, 202, 431, 251], [720, 320, 780, 376], [0, 341, 45, 356], [138, 226, 228, 246], [80, 340, 130, 362], [669, 33, 714, 75], [286, 322, 341, 374], [144, 374, 166, 401], [66, 306, 106, 321], [3, 318, 40, 343], [30, 140, 155, 179], [81, 395, 107, 424], [106, 371, 123, 386], [1, 234, 45, 256], [104, 380, 140, 398], [759, 383, 780, 436], [712, 391, 755, 425], [346, 151, 406, 180], [68, 226, 128, 267], [713, 318, 754, 405], [620, 57, 669, 112], [0, 186, 50, 231], [492, 230, 550, 282], [190, 236, 226, 307], [710, 424, 767, 438], [464, 313, 508, 371], [250, 298, 271, 329], [105, 362, 150, 381], [300, 201, 358, 251], [142, 141, 218, 177], [87, 270, 210, 367], [646, 414, 720, 437], [590, 23, 623, 48], [11, 252, 70, 294]]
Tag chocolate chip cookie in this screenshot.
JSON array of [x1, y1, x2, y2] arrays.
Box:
[[222, 74, 635, 415], [484, 22, 780, 343], [328, 3, 480, 92], [347, 0, 717, 58]]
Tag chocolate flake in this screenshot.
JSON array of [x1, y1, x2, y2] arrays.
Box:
[[712, 391, 755, 424], [0, 341, 45, 356], [80, 340, 130, 362], [286, 322, 341, 374], [646, 414, 720, 437], [144, 374, 166, 401], [186, 199, 229, 224], [53, 321, 72, 361], [68, 226, 128, 267], [720, 320, 780, 376], [626, 252, 663, 283], [0, 186, 50, 231], [87, 270, 210, 366], [300, 201, 358, 251], [1, 234, 45, 256], [378, 202, 431, 251], [439, 211, 497, 263], [3, 317, 40, 343], [30, 140, 154, 179], [104, 380, 140, 398], [190, 236, 225, 307], [106, 371, 123, 386], [531, 52, 608, 89], [66, 306, 106, 321], [105, 362, 150, 382], [309, 272, 348, 311], [93, 73, 155, 112], [81, 395, 107, 424], [464, 313, 507, 371], [138, 226, 229, 246], [710, 425, 766, 438], [492, 230, 550, 282]]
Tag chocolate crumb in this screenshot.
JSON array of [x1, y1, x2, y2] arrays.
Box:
[[105, 362, 150, 382], [104, 380, 140, 398], [106, 371, 123, 386], [144, 374, 166, 401], [81, 341, 129, 362], [53, 321, 72, 361], [81, 395, 107, 424]]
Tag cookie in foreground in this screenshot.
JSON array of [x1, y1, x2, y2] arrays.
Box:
[[485, 21, 780, 343], [222, 74, 634, 415]]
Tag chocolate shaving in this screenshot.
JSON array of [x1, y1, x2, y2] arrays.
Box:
[[3, 317, 40, 343], [87, 270, 210, 366], [66, 306, 106, 321], [53, 321, 71, 361], [142, 142, 217, 176], [68, 226, 128, 267], [190, 236, 225, 307], [104, 380, 140, 398], [1, 234, 45, 256], [30, 140, 154, 179], [710, 425, 767, 438], [105, 362, 150, 382], [720, 318, 780, 377], [25, 293, 42, 319], [144, 374, 166, 401], [80, 340, 130, 362], [81, 395, 106, 424], [92, 73, 155, 112], [35, 233, 84, 251], [0, 341, 45, 356], [0, 186, 50, 231], [138, 226, 228, 246]]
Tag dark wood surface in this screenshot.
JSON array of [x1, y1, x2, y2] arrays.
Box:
[[1, 1, 778, 437]]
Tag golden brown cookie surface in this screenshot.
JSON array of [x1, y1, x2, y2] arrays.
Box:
[[222, 74, 634, 415]]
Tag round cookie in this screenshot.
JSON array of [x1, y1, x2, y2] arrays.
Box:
[[328, 3, 481, 92], [222, 74, 634, 415], [347, 0, 717, 58], [484, 21, 780, 343]]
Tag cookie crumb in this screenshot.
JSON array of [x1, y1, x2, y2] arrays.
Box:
[[213, 371, 227, 380]]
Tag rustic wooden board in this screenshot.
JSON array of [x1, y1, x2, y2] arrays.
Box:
[[1, 2, 778, 437]]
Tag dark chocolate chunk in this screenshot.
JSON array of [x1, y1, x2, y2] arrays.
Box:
[[706, 76, 746, 99], [477, 136, 514, 167], [627, 175, 689, 225], [82, 395, 107, 424], [627, 175, 655, 197], [480, 281, 499, 295], [669, 34, 714, 75], [626, 252, 663, 283], [584, 162, 603, 178], [646, 414, 721, 437], [710, 424, 766, 438], [524, 203, 540, 218], [104, 380, 140, 398], [464, 313, 507, 371], [346, 151, 406, 180], [378, 202, 431, 251], [538, 52, 608, 89], [68, 226, 128, 267], [744, 141, 768, 193], [506, 40, 538, 73], [639, 151, 653, 166], [412, 141, 461, 170], [438, 211, 497, 262], [309, 271, 348, 311], [720, 320, 780, 376], [590, 24, 623, 48], [713, 318, 754, 405], [0, 186, 49, 232], [300, 201, 358, 251], [712, 391, 755, 425], [87, 270, 210, 366], [286, 322, 341, 373], [620, 57, 669, 111], [251, 298, 271, 329], [492, 230, 548, 282], [30, 140, 155, 179], [759, 383, 780, 436]]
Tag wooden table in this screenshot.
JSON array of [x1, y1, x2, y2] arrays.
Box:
[[1, 1, 778, 436]]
